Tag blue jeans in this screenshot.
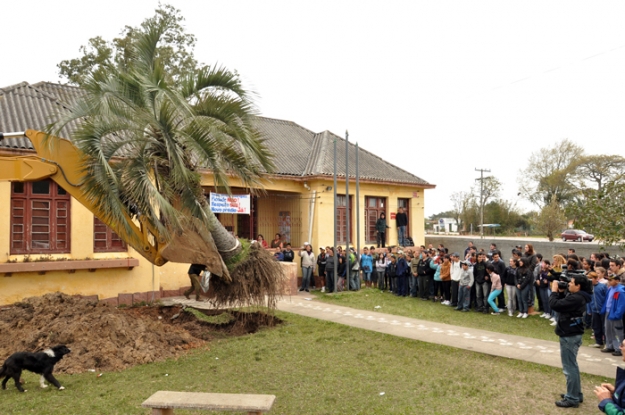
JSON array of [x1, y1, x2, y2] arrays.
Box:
[[488, 289, 501, 312], [300, 266, 312, 290], [539, 287, 551, 314], [349, 270, 360, 290], [516, 285, 530, 313], [409, 274, 418, 297], [457, 285, 471, 310], [325, 270, 335, 293], [398, 226, 406, 246], [560, 334, 583, 404]]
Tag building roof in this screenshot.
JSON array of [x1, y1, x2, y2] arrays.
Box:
[[0, 81, 433, 187]]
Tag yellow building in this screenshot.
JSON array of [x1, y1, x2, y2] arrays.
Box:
[[0, 82, 434, 305]]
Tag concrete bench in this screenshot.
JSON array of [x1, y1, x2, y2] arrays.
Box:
[[142, 391, 276, 415]]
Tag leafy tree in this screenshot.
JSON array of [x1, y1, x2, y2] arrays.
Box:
[[518, 139, 583, 208], [58, 4, 199, 85], [569, 181, 625, 248], [533, 195, 566, 241], [572, 154, 625, 193], [50, 17, 280, 308]]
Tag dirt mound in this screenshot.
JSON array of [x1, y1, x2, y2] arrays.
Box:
[[0, 293, 280, 374]]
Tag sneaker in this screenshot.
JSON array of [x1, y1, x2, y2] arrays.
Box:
[[321, 287, 325, 293], [298, 288, 304, 292], [491, 312, 500, 316], [560, 394, 583, 403], [522, 313, 528, 319], [555, 399, 579, 408], [550, 317, 556, 322], [539, 313, 546, 318], [305, 289, 310, 292], [613, 351, 623, 356], [508, 311, 513, 317], [550, 321, 557, 326], [601, 348, 616, 353], [516, 313, 523, 318], [444, 301, 451, 306], [543, 314, 551, 319], [589, 344, 603, 348]]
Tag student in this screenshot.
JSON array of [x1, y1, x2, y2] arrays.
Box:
[[588, 271, 608, 349], [360, 247, 374, 288], [455, 260, 474, 312], [440, 255, 452, 305], [600, 274, 625, 355], [486, 263, 503, 315], [503, 258, 519, 317], [376, 251, 390, 291], [536, 260, 553, 320], [516, 257, 533, 318], [386, 255, 398, 293], [282, 243, 294, 262]]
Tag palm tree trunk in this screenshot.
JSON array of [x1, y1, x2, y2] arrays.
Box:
[[204, 206, 242, 261]]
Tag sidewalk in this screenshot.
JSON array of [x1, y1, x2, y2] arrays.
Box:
[[163, 293, 621, 378]]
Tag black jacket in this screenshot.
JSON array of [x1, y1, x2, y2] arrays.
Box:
[[503, 267, 518, 286], [282, 249, 295, 262], [417, 258, 432, 277], [473, 261, 488, 284], [395, 212, 408, 227], [517, 267, 533, 290], [549, 290, 591, 337], [491, 259, 506, 283]]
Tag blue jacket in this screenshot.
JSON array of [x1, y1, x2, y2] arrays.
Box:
[[360, 254, 373, 273], [396, 258, 408, 277], [430, 259, 441, 281], [601, 284, 625, 321], [591, 282, 608, 314], [599, 367, 625, 414]]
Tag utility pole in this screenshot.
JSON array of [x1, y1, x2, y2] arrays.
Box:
[[475, 168, 491, 239]]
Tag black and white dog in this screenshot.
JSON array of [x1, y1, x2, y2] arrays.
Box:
[[0, 345, 71, 392]]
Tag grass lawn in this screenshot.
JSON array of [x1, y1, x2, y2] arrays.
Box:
[[0, 311, 609, 414], [311, 288, 598, 345]]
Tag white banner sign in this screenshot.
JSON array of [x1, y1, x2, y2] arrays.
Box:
[[209, 193, 250, 214]]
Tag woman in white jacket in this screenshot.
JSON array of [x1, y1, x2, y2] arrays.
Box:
[[299, 243, 316, 292]]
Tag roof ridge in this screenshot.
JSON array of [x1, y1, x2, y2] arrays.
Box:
[[0, 81, 30, 95], [303, 132, 325, 176], [255, 115, 319, 136], [26, 83, 76, 112]]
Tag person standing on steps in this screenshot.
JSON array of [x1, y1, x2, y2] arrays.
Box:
[[395, 207, 408, 247], [184, 263, 206, 301], [375, 212, 390, 248]]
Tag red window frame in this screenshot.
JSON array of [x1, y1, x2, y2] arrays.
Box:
[[10, 180, 71, 254], [365, 197, 386, 243], [336, 195, 353, 244], [94, 217, 127, 252]]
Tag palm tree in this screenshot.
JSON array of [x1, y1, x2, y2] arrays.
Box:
[[50, 20, 281, 307]]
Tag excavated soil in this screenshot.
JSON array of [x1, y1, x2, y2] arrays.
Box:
[[0, 293, 281, 374]]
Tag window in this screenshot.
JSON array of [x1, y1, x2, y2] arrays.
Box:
[[94, 217, 127, 252], [10, 180, 71, 254], [397, 198, 410, 238], [365, 197, 386, 243], [336, 195, 353, 244]]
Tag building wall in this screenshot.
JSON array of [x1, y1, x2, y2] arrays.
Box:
[[0, 173, 427, 304]]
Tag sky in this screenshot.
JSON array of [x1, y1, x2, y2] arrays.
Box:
[[2, 1, 625, 217]]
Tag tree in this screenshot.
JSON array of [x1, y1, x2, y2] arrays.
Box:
[[50, 17, 280, 308], [450, 191, 472, 231], [533, 195, 566, 241], [518, 139, 584, 208], [572, 154, 625, 193], [58, 4, 199, 85], [569, 181, 625, 248]]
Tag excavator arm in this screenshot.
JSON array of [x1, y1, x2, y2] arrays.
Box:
[[0, 130, 230, 280]]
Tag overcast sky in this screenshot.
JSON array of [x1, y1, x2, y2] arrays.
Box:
[[3, 1, 625, 216]]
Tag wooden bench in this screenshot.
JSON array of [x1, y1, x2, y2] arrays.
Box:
[[142, 391, 276, 415]]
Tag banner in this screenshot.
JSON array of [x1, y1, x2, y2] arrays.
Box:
[[209, 193, 250, 214]]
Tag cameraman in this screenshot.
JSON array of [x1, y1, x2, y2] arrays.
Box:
[[549, 274, 592, 408]]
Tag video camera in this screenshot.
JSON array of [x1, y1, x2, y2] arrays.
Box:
[[558, 269, 586, 291]]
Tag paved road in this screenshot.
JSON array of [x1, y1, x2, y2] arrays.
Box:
[[163, 294, 621, 378]]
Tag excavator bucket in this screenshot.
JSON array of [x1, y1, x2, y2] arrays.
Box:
[[161, 217, 231, 282]]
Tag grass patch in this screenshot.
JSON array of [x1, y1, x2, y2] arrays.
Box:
[[0, 312, 609, 414], [184, 308, 235, 325], [311, 289, 599, 345]]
